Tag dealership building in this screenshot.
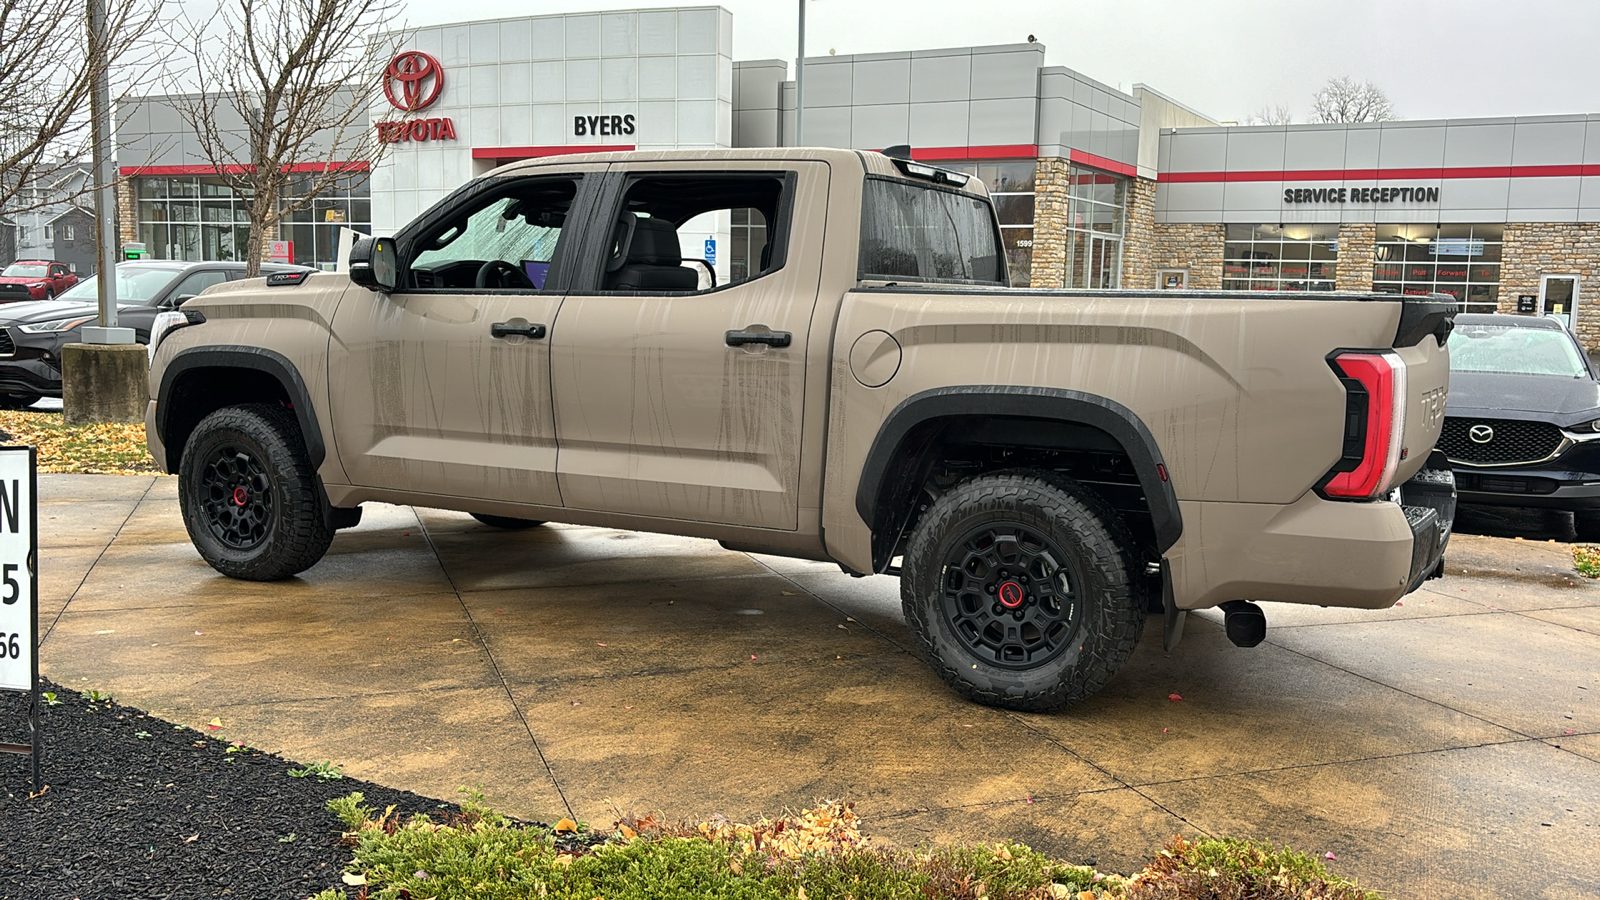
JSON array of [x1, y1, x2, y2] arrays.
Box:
[[114, 5, 1600, 346]]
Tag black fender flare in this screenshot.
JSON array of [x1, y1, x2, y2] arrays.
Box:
[[157, 346, 325, 468], [855, 386, 1183, 563]]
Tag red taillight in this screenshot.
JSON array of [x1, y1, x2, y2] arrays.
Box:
[[1323, 351, 1407, 499]]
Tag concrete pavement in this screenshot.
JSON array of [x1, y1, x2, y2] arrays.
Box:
[[29, 474, 1600, 898]]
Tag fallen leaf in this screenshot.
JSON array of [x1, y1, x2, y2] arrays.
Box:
[[1325, 851, 1337, 860], [597, 642, 608, 647], [1395, 601, 1403, 607], [570, 701, 582, 706], [1168, 693, 1183, 702], [751, 654, 758, 660], [781, 591, 795, 596], [182, 833, 199, 843], [554, 818, 578, 833], [797, 886, 807, 900], [342, 872, 367, 886], [193, 630, 204, 635], [619, 824, 637, 839], [624, 705, 633, 710], [207, 718, 222, 729]]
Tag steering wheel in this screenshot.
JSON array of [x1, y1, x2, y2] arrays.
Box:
[[474, 260, 536, 290]]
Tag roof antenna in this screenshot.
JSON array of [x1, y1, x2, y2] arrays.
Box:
[[882, 145, 912, 159]]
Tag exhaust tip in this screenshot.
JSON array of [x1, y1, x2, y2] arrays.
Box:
[[1220, 601, 1266, 648]]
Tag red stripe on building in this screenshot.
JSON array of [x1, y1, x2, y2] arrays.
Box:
[[472, 145, 636, 160], [1067, 149, 1139, 178], [909, 144, 1039, 161], [1159, 163, 1600, 183], [118, 162, 370, 176]]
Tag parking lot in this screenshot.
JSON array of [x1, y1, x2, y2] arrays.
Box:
[[31, 474, 1600, 898]]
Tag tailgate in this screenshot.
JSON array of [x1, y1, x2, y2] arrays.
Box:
[[1389, 296, 1456, 487]]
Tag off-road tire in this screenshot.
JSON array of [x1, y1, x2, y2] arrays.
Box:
[[901, 471, 1146, 712], [470, 513, 546, 530], [178, 404, 334, 581], [1575, 510, 1600, 543], [0, 392, 40, 410]]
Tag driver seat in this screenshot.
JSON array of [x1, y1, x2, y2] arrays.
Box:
[[605, 214, 698, 291]]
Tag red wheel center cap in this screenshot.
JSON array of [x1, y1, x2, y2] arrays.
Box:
[[998, 581, 1025, 608], [232, 486, 249, 506]]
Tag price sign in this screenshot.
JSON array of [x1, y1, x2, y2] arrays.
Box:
[[0, 447, 34, 692], [0, 445, 38, 793]]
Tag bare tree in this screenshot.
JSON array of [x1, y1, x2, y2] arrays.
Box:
[[167, 0, 396, 275], [0, 0, 163, 215], [1309, 76, 1398, 124], [1245, 103, 1293, 126]]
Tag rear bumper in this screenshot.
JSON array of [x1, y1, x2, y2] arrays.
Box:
[[1165, 467, 1456, 611]]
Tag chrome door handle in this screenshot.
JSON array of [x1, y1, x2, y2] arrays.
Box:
[[491, 322, 546, 339], [725, 330, 791, 348]]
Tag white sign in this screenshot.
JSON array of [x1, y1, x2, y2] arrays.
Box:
[[268, 240, 294, 264], [0, 447, 35, 692]]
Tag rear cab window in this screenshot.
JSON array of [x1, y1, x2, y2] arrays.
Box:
[[858, 177, 1007, 287]]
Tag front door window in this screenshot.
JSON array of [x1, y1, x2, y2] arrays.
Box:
[[1540, 275, 1579, 329]]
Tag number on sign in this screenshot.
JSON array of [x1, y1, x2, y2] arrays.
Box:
[[1, 633, 18, 659], [1, 563, 16, 604]]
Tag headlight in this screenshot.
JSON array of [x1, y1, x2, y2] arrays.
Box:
[[28, 282, 46, 289], [17, 315, 97, 333], [1581, 418, 1600, 433], [148, 309, 206, 361]]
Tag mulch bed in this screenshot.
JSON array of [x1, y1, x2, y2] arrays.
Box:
[[0, 679, 449, 899]]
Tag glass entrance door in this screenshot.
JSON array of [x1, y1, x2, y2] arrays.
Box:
[[1540, 275, 1579, 329], [1088, 235, 1118, 288]]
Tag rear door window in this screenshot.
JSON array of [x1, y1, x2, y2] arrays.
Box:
[[859, 179, 1006, 286]]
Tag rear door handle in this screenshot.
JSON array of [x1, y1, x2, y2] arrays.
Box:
[[491, 322, 546, 339], [725, 330, 792, 348]]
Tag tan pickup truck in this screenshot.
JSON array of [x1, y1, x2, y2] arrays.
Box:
[[146, 148, 1457, 711]]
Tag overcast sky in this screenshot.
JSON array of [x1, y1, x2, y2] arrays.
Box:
[[385, 0, 1600, 123]]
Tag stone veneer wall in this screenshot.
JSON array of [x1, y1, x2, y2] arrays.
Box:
[[1335, 223, 1374, 292], [116, 180, 137, 249], [1498, 223, 1600, 350], [1120, 177, 1157, 290], [1148, 223, 1225, 290], [1029, 158, 1070, 289]]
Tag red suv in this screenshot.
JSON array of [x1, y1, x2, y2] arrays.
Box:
[[0, 260, 79, 302]]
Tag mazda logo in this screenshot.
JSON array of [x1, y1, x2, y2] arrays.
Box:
[[1469, 424, 1495, 444], [383, 51, 444, 112]]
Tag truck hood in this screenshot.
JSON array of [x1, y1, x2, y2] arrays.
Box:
[[0, 298, 143, 325], [1445, 370, 1600, 423]]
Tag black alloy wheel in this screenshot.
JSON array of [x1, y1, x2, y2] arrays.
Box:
[[902, 471, 1145, 712], [939, 522, 1084, 670], [178, 404, 334, 580], [199, 443, 274, 550]]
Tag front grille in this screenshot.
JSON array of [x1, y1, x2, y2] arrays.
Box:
[[1439, 417, 1565, 465], [0, 329, 13, 357]]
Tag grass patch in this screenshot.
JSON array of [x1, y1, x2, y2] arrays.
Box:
[[320, 794, 1381, 900], [0, 408, 159, 474], [1574, 545, 1600, 578]]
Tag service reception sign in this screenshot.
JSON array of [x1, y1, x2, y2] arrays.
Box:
[[0, 446, 35, 692]]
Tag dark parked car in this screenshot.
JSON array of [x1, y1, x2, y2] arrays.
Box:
[[1439, 313, 1600, 538], [0, 260, 311, 408]]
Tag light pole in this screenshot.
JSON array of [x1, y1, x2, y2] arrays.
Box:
[[83, 0, 128, 345], [795, 0, 805, 146]]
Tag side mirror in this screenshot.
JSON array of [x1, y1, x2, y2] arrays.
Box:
[[172, 294, 197, 307], [348, 236, 398, 292]]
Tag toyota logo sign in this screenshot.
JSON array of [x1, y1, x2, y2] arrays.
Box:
[[1469, 424, 1495, 444], [383, 51, 444, 112]]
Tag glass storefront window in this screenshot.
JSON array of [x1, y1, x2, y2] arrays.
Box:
[[1222, 224, 1338, 291], [135, 173, 370, 270], [1372, 224, 1500, 313]]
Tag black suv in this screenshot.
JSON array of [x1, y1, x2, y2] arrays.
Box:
[[0, 260, 311, 408], [1440, 313, 1600, 537]]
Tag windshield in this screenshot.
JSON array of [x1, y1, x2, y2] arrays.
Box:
[[1449, 323, 1590, 378], [57, 267, 185, 305], [2, 264, 48, 278]]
